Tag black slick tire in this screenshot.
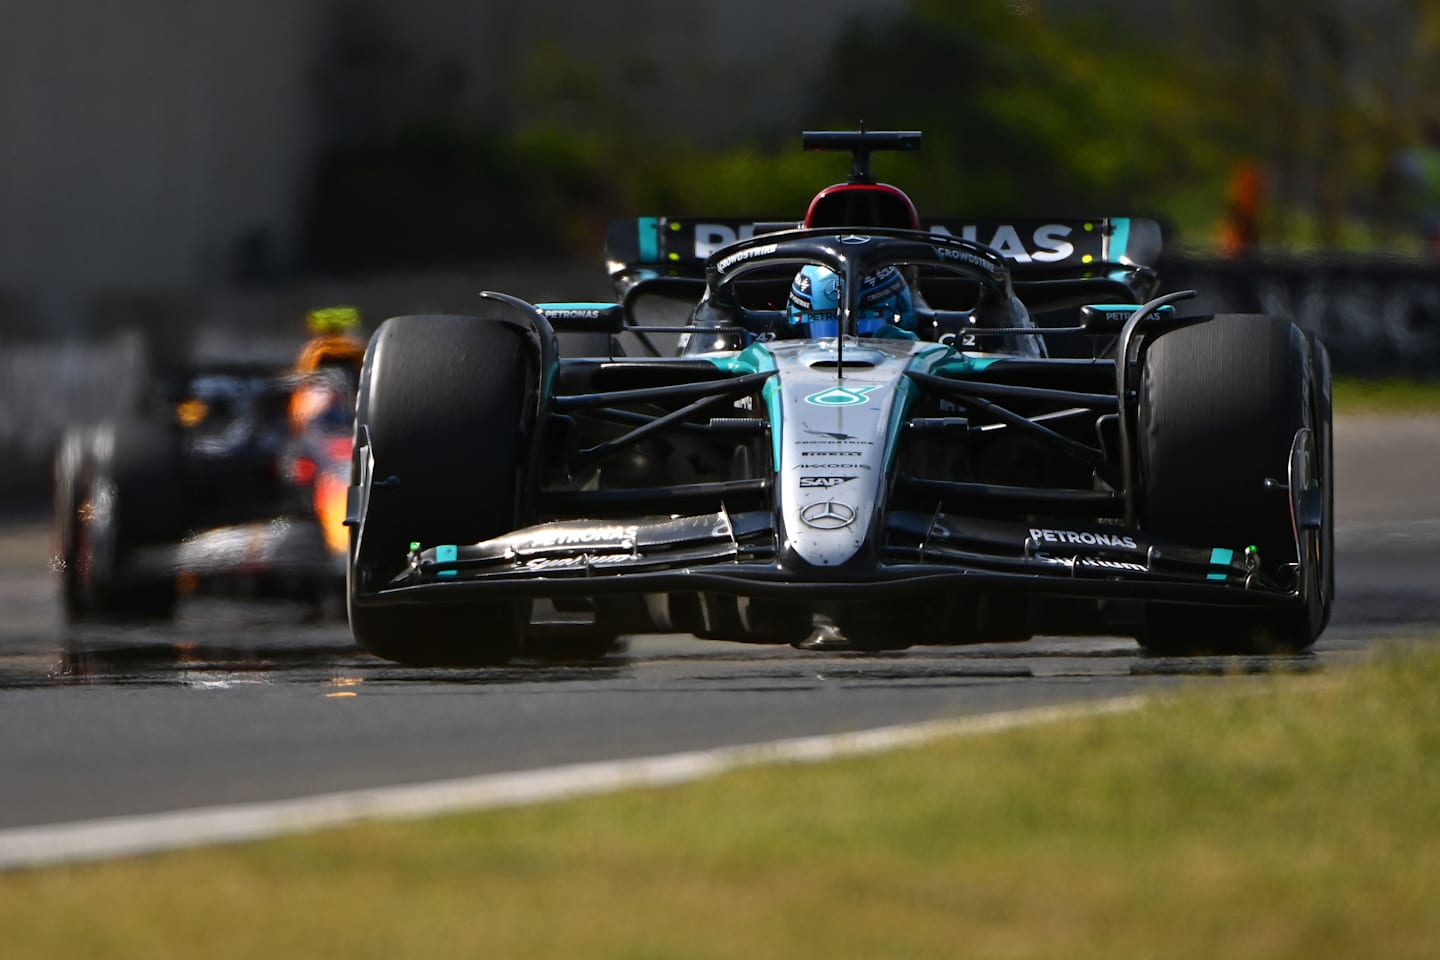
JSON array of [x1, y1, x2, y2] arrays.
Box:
[[1137, 313, 1323, 655], [347, 314, 538, 666], [55, 420, 182, 622]]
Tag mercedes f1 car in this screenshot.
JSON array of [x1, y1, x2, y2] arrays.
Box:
[[345, 130, 1333, 664]]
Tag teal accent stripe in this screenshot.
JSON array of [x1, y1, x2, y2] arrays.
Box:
[[762, 378, 783, 466], [1109, 217, 1131, 262], [638, 217, 660, 263], [931, 355, 1003, 378], [1207, 547, 1234, 581], [703, 343, 777, 377], [536, 301, 617, 310], [883, 377, 917, 472], [437, 544, 458, 578]]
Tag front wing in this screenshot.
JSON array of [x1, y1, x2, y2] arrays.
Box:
[[350, 507, 1309, 613]]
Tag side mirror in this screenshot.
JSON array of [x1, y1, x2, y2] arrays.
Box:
[[1078, 302, 1176, 334], [535, 302, 626, 333]]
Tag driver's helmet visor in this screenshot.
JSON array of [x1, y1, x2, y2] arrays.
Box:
[[788, 310, 896, 338], [787, 264, 912, 336]]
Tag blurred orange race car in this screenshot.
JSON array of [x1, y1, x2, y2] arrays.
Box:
[[53, 307, 366, 621]]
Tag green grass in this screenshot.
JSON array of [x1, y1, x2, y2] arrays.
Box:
[[6, 641, 1440, 958], [1334, 377, 1440, 414]]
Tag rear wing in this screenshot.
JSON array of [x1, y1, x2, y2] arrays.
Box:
[[605, 216, 1163, 306]]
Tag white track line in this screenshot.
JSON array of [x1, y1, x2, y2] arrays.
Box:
[[0, 695, 1146, 872]]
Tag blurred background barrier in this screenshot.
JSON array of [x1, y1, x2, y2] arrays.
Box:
[[1163, 256, 1440, 378], [0, 332, 147, 503]]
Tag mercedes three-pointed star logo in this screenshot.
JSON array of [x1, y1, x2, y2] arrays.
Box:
[[799, 500, 856, 530]]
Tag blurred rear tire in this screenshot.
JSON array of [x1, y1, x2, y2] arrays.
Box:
[[55, 420, 182, 622]]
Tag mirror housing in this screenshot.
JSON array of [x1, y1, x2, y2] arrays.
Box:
[[535, 302, 626, 333], [1079, 302, 1176, 334]]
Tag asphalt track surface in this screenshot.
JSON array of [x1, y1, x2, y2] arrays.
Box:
[[0, 415, 1435, 835]]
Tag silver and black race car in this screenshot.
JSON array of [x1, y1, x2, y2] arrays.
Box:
[[345, 130, 1333, 664]]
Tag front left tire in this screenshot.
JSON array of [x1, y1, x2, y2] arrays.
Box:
[[1136, 314, 1330, 655]]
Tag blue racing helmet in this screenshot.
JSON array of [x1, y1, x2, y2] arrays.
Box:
[[786, 264, 914, 337]]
